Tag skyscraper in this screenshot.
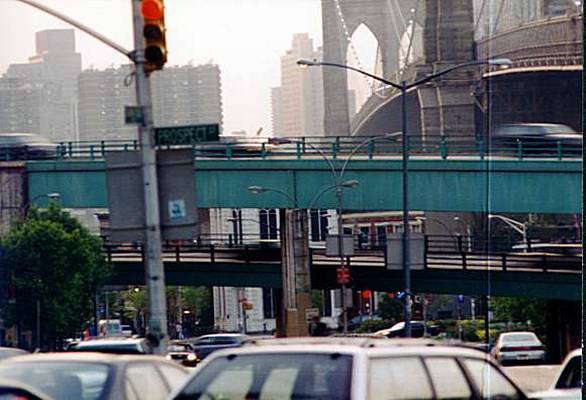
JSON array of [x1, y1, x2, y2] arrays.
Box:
[[277, 33, 325, 137], [77, 64, 223, 141], [2, 29, 81, 142]]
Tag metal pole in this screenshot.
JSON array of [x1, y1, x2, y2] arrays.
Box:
[[132, 0, 167, 354], [336, 186, 348, 334], [36, 299, 40, 349], [401, 81, 411, 338], [105, 290, 109, 337]]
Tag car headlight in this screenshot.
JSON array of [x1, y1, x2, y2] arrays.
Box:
[[187, 354, 197, 361], [165, 355, 172, 360]]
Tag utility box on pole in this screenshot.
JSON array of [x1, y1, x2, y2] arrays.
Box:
[[105, 149, 198, 242]]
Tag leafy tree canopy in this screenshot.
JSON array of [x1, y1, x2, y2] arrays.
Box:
[[0, 204, 111, 349]]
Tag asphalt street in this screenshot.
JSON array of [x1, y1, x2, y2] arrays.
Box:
[[504, 364, 561, 393]]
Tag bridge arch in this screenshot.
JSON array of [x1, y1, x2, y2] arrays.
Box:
[[321, 0, 417, 136]]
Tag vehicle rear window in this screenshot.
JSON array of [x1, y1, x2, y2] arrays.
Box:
[[174, 353, 352, 400], [502, 333, 537, 342], [0, 362, 111, 400], [73, 343, 143, 354]]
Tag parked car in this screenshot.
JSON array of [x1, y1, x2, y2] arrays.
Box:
[[0, 378, 54, 400], [347, 314, 382, 331], [187, 333, 247, 360], [71, 337, 152, 354], [166, 340, 199, 368], [0, 133, 56, 160], [0, 352, 188, 400], [170, 337, 528, 400], [490, 123, 582, 156], [492, 331, 546, 365], [0, 347, 28, 361], [529, 348, 582, 400], [375, 321, 438, 338]]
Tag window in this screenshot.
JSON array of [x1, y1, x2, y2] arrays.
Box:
[[376, 225, 387, 247], [462, 359, 522, 399], [555, 355, 582, 389], [125, 363, 169, 400], [369, 357, 433, 399], [424, 358, 472, 399], [231, 209, 242, 244], [212, 336, 238, 345], [177, 353, 352, 400], [263, 288, 276, 319], [259, 209, 278, 240], [310, 209, 329, 241]]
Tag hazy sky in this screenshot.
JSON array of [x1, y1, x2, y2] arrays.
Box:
[[0, 0, 330, 136]]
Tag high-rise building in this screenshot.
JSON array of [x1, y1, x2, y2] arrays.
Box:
[[270, 87, 283, 136], [78, 64, 223, 141], [277, 33, 325, 137], [272, 34, 358, 137], [2, 29, 81, 142]]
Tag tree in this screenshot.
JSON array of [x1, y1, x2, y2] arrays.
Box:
[[0, 204, 111, 349], [492, 296, 546, 336], [377, 294, 402, 321]]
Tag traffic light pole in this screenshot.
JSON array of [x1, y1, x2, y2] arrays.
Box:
[[14, 0, 168, 354], [131, 0, 168, 355]]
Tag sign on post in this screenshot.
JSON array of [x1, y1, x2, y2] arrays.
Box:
[[326, 234, 355, 257], [124, 106, 144, 124], [105, 149, 198, 242], [155, 124, 220, 146], [386, 233, 425, 270], [337, 266, 351, 285]]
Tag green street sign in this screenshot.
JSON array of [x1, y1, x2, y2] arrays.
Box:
[[125, 106, 144, 124], [155, 124, 220, 145]]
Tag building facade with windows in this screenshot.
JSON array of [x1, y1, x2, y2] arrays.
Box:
[[78, 63, 223, 141]]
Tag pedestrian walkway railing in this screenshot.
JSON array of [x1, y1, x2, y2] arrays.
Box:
[[0, 134, 582, 162], [102, 234, 581, 274]]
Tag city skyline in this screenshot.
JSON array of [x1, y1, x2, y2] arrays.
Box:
[[0, 0, 325, 136]]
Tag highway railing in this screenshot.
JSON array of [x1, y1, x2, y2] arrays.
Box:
[[103, 234, 581, 274], [0, 135, 582, 162]]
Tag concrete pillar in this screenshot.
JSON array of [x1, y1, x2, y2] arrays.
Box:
[[0, 162, 27, 235], [280, 209, 312, 337]]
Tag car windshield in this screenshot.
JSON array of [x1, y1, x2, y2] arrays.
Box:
[[0, 362, 111, 400], [502, 333, 537, 342], [174, 353, 352, 400], [555, 355, 582, 389]]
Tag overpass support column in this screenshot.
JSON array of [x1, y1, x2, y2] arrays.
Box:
[[0, 163, 26, 235], [280, 209, 312, 337]]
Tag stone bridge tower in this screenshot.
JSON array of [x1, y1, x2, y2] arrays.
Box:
[[417, 0, 476, 138], [321, 0, 416, 136]]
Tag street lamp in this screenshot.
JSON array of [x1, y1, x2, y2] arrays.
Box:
[[488, 214, 528, 252], [265, 135, 396, 334], [298, 57, 512, 337], [24, 192, 61, 216], [453, 217, 473, 252]]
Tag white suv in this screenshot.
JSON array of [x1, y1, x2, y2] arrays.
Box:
[[170, 338, 527, 400]]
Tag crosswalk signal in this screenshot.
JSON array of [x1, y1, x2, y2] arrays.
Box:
[[141, 0, 167, 72]]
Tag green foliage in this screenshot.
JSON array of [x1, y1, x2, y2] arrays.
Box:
[[377, 294, 402, 321], [0, 204, 111, 349], [355, 319, 393, 333], [491, 297, 546, 336]]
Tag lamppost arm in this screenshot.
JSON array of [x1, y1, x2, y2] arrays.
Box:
[[408, 60, 496, 89], [248, 186, 297, 208], [488, 214, 526, 236], [339, 134, 398, 179], [298, 59, 401, 89], [15, 0, 132, 58]]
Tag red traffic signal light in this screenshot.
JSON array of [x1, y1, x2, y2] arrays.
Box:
[[141, 0, 167, 72]]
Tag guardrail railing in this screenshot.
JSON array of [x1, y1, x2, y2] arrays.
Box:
[[103, 234, 581, 273], [0, 134, 582, 161]]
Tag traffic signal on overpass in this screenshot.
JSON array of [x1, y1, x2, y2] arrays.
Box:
[[141, 0, 167, 72]]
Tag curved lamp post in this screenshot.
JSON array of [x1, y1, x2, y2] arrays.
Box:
[[24, 192, 61, 216], [297, 57, 512, 337], [488, 214, 528, 252]]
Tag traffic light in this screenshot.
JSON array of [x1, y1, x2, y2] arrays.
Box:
[[141, 0, 167, 72]]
